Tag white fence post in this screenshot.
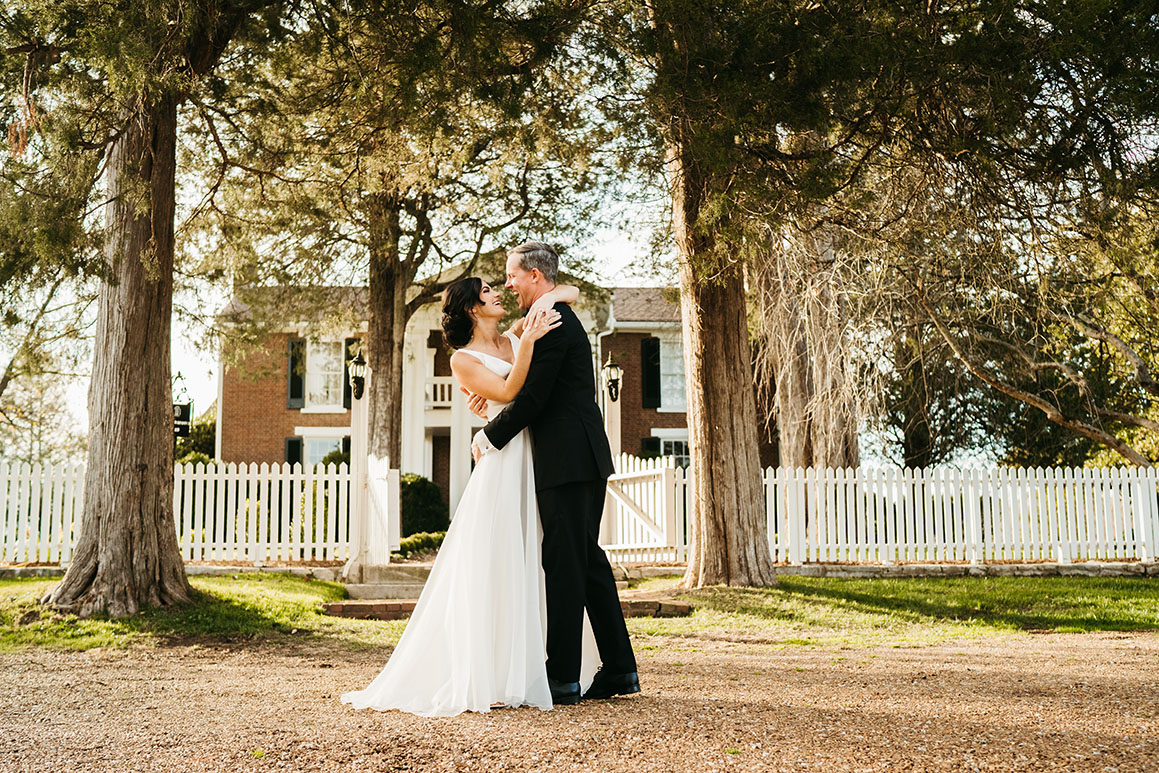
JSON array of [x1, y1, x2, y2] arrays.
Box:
[[787, 467, 805, 566], [1132, 467, 1155, 562], [662, 465, 677, 559], [966, 468, 983, 565]]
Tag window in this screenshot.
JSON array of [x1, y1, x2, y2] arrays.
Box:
[[292, 428, 350, 466], [305, 436, 343, 465], [662, 439, 691, 467], [306, 340, 345, 410], [641, 335, 686, 412], [658, 334, 687, 411], [650, 429, 690, 467]]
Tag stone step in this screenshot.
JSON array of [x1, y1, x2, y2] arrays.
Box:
[[322, 597, 692, 621], [352, 563, 433, 584], [346, 583, 429, 600]]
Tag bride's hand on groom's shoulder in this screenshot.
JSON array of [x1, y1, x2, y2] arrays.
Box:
[[528, 297, 552, 317], [521, 307, 562, 342]]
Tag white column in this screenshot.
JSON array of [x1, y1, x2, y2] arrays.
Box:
[[342, 368, 374, 582], [601, 384, 622, 546], [605, 392, 622, 459], [214, 349, 225, 460], [448, 386, 473, 516], [400, 333, 426, 475]]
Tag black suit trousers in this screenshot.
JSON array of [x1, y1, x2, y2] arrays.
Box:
[[537, 479, 637, 683]]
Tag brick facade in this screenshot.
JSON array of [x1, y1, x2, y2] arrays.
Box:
[[599, 331, 687, 457], [219, 332, 355, 464]]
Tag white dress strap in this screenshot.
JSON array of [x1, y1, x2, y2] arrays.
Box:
[[457, 348, 491, 365]]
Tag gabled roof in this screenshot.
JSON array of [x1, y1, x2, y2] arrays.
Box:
[[610, 287, 680, 323]]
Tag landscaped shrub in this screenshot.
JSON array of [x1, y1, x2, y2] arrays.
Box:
[[177, 450, 213, 467], [400, 473, 448, 536], [319, 449, 350, 468], [175, 409, 215, 459], [392, 530, 446, 560]]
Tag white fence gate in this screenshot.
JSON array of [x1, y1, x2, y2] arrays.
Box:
[[602, 455, 686, 562]]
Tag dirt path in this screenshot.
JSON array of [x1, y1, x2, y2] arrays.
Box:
[[3, 632, 1157, 772]]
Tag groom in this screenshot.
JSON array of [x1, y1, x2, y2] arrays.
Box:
[[470, 241, 639, 705]]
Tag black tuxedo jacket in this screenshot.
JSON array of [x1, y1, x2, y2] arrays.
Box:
[[484, 302, 614, 490]]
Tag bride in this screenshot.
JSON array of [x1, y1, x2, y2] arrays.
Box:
[[341, 276, 595, 717]]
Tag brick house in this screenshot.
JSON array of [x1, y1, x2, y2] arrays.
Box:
[[597, 288, 690, 464], [216, 283, 773, 514]]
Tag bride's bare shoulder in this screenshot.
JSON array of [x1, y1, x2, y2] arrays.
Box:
[[450, 349, 481, 369]]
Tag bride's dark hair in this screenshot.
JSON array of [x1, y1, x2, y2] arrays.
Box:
[[441, 277, 484, 348]]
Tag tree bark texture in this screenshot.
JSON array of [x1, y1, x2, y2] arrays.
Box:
[[44, 95, 192, 617], [668, 146, 778, 589], [366, 193, 406, 466], [898, 335, 935, 469]]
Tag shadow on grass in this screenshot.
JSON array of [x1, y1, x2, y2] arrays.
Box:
[[1, 573, 373, 651], [683, 576, 1159, 633]]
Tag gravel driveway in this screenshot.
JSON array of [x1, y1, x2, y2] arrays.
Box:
[[3, 631, 1157, 772]]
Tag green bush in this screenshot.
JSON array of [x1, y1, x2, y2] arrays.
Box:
[[177, 450, 213, 466], [392, 530, 446, 559], [400, 473, 448, 536], [319, 448, 350, 468], [175, 410, 215, 459]]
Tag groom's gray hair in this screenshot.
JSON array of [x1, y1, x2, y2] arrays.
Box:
[[508, 241, 559, 284]]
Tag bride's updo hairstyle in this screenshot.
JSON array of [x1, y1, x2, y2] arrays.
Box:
[[441, 276, 484, 349]]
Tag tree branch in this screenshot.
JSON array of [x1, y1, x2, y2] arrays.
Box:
[[1065, 313, 1159, 398], [916, 292, 1152, 467]]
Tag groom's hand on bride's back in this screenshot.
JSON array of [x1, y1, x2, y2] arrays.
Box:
[[460, 387, 489, 419]]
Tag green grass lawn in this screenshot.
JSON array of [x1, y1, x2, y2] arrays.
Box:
[[2, 572, 1157, 653], [0, 573, 407, 652], [628, 574, 1159, 648]]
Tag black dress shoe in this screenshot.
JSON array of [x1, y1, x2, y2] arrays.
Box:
[[583, 669, 641, 700], [548, 676, 581, 705]]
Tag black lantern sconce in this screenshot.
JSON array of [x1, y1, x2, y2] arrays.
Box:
[[602, 354, 622, 403], [348, 350, 368, 400]]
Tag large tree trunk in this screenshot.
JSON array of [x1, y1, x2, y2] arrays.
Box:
[[668, 145, 778, 589], [898, 334, 935, 469], [44, 95, 192, 617], [366, 193, 406, 465]]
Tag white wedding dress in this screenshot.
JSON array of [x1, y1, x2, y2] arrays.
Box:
[[341, 331, 598, 717]]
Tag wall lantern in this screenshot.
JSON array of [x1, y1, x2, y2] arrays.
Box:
[[602, 354, 622, 403], [348, 351, 368, 400]]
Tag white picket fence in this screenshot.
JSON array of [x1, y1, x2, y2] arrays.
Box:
[[600, 458, 1159, 565], [0, 461, 85, 564], [172, 461, 351, 563], [4, 458, 1158, 567], [0, 460, 355, 565]]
